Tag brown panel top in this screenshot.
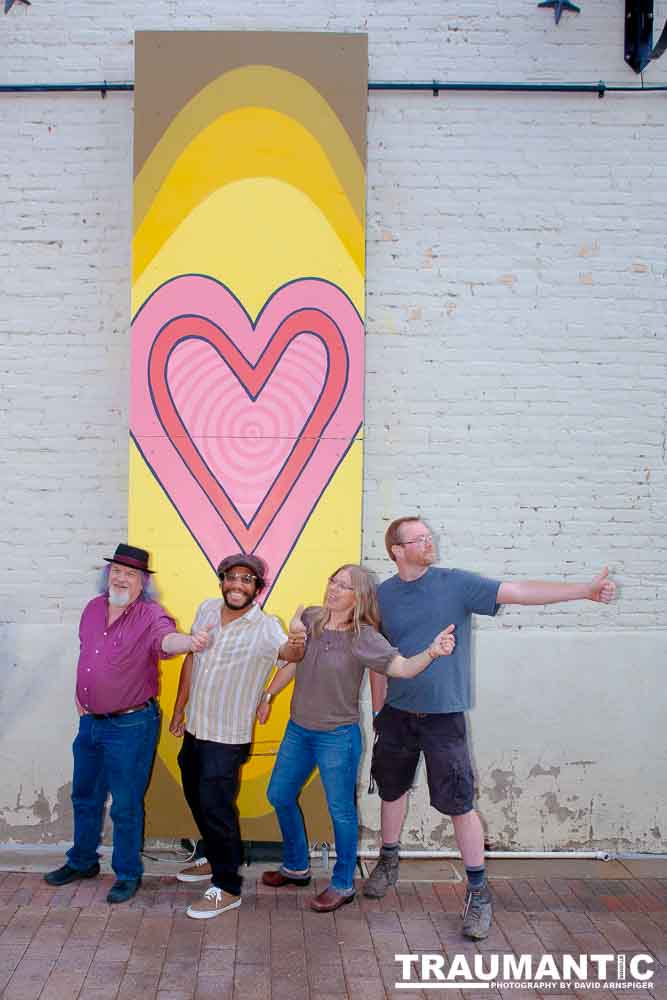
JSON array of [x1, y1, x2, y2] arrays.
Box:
[[133, 31, 367, 178]]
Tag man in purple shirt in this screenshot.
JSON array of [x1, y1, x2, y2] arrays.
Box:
[[44, 543, 212, 904]]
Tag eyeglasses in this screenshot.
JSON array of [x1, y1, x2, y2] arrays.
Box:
[[327, 577, 355, 592], [218, 571, 257, 585], [398, 534, 433, 547]]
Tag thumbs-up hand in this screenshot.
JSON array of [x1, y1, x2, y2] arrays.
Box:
[[288, 604, 307, 648], [190, 623, 214, 653], [428, 624, 456, 659], [588, 567, 617, 604]]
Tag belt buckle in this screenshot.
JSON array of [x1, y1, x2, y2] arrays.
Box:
[[119, 701, 149, 716]]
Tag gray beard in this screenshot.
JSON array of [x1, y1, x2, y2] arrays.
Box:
[[108, 587, 130, 607]]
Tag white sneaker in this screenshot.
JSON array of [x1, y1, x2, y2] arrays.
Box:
[[177, 857, 212, 882], [186, 885, 242, 920]]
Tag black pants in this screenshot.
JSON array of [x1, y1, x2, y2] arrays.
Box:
[[178, 732, 251, 896]]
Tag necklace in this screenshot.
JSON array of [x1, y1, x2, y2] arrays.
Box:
[[321, 625, 352, 652]]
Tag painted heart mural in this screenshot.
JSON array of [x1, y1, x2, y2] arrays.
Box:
[[130, 274, 364, 596]]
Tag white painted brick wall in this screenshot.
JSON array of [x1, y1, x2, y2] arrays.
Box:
[[1, 2, 665, 628], [0, 1, 665, 846], [362, 81, 667, 631]]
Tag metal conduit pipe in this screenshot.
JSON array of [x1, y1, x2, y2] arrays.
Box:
[[369, 80, 667, 95], [357, 849, 615, 860], [0, 82, 134, 94], [1, 843, 664, 864], [1, 80, 667, 96], [320, 849, 667, 861]]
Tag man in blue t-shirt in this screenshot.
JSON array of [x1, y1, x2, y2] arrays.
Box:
[[365, 515, 617, 940]]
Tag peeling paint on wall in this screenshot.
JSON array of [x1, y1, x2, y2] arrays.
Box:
[[0, 782, 73, 842], [539, 791, 585, 825], [480, 764, 524, 849], [528, 764, 561, 780]]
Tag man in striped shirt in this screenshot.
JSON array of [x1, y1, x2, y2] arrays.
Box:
[[169, 553, 304, 920]]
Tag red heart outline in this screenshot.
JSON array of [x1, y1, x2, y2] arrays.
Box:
[[148, 309, 349, 552]]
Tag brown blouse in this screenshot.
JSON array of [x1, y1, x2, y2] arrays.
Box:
[[289, 608, 399, 731]]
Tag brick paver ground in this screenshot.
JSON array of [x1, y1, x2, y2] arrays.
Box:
[[0, 869, 665, 999]]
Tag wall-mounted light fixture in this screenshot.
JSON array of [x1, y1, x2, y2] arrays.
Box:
[[625, 0, 667, 72]]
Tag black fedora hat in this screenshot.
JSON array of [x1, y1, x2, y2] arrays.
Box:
[[104, 543, 154, 574]]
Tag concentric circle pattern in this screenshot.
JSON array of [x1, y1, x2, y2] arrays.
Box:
[[167, 333, 327, 524]]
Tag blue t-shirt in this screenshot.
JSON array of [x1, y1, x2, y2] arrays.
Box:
[[377, 566, 501, 714]]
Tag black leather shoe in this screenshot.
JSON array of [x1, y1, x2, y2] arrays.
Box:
[[44, 862, 100, 887], [106, 878, 140, 904]]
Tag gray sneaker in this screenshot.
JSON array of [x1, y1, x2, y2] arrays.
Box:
[[363, 851, 400, 898], [462, 884, 493, 940]]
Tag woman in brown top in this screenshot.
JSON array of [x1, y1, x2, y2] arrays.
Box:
[[257, 564, 455, 913]]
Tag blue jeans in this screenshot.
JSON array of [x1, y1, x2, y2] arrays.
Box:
[[66, 703, 160, 881], [267, 720, 362, 893]]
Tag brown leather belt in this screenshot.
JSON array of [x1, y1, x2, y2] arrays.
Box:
[[91, 699, 153, 720]]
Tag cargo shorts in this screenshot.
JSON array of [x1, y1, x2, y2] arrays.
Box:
[[370, 704, 475, 816]]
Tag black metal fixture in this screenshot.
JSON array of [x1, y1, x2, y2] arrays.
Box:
[[538, 0, 581, 24], [625, 0, 667, 72]]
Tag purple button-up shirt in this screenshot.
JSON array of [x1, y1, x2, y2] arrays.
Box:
[[76, 595, 176, 714]]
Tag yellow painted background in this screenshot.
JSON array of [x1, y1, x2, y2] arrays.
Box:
[[130, 52, 366, 833]]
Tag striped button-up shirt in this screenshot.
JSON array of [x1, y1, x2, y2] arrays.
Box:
[[186, 599, 287, 744]]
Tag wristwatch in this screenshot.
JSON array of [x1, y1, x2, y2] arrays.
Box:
[[261, 691, 273, 705]]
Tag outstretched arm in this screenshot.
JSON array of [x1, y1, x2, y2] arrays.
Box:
[[386, 625, 456, 678], [162, 624, 213, 656], [498, 567, 616, 606]]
